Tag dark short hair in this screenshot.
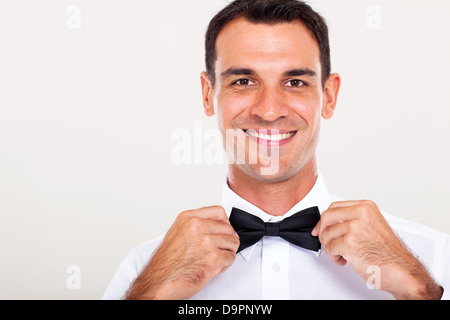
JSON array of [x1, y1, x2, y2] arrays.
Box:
[[205, 0, 331, 87]]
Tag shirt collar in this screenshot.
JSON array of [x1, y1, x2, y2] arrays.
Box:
[[221, 171, 332, 261]]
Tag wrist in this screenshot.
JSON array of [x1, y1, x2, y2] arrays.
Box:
[[387, 263, 443, 300]]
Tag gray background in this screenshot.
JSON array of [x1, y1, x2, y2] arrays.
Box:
[[0, 0, 449, 299]]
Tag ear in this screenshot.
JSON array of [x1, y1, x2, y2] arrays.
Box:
[[321, 73, 341, 120], [200, 72, 215, 117]]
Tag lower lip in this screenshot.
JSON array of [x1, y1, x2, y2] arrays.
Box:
[[244, 131, 297, 147]]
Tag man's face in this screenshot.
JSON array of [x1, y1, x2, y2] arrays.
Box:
[[201, 17, 339, 183]]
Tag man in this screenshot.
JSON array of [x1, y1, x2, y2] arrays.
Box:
[[103, 0, 450, 300]]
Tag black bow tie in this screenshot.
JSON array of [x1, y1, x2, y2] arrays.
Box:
[[229, 207, 321, 253]]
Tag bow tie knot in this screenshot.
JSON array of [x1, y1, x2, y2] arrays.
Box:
[[265, 222, 280, 237], [229, 207, 321, 253]]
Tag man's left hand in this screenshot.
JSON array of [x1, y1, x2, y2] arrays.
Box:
[[312, 200, 443, 300]]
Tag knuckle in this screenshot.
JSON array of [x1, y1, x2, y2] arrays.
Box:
[[206, 205, 226, 219], [212, 205, 226, 215], [342, 234, 355, 250], [363, 200, 377, 208], [323, 241, 333, 254], [232, 237, 240, 251], [318, 216, 328, 230], [178, 209, 193, 221], [318, 227, 327, 244], [208, 249, 221, 263], [187, 217, 202, 233], [357, 203, 372, 217], [228, 251, 237, 264], [199, 234, 212, 247], [221, 250, 236, 268], [320, 210, 329, 220], [348, 219, 360, 232], [328, 201, 340, 209], [225, 224, 237, 235], [210, 249, 236, 271]]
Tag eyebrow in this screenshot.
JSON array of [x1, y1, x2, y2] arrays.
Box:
[[282, 68, 317, 78], [220, 68, 256, 80], [220, 67, 317, 80]]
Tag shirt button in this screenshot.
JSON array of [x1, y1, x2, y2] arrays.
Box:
[[272, 263, 280, 272]]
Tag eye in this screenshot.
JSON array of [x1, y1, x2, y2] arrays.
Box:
[[233, 79, 255, 86], [286, 80, 305, 87]]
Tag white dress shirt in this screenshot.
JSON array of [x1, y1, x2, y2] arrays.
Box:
[[102, 173, 450, 300]]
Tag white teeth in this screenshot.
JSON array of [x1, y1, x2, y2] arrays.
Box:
[[245, 130, 294, 141]]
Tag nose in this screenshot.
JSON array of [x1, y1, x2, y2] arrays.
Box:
[[249, 84, 289, 122]]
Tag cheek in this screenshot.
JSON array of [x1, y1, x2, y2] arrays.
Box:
[[215, 92, 252, 130], [289, 95, 322, 127]]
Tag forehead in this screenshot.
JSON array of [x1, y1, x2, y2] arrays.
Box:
[[215, 17, 321, 75]]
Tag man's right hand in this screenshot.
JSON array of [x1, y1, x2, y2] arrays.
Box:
[[124, 206, 240, 300]]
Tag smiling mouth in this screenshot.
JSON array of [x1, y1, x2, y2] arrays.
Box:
[[243, 129, 297, 142]]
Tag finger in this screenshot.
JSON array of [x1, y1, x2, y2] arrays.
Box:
[[198, 233, 240, 253], [198, 205, 230, 223], [219, 249, 239, 273], [220, 265, 232, 274], [333, 256, 347, 267], [182, 206, 230, 224], [203, 247, 237, 277], [214, 234, 240, 253], [328, 200, 363, 209], [319, 220, 351, 248], [201, 219, 239, 236], [324, 236, 349, 267], [328, 200, 379, 213], [217, 249, 237, 271], [311, 220, 320, 237], [178, 207, 236, 236], [316, 206, 359, 236]]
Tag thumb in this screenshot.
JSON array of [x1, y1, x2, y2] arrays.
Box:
[[311, 221, 321, 237]]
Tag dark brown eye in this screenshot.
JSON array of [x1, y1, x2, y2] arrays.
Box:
[[233, 78, 255, 86], [287, 80, 304, 87]]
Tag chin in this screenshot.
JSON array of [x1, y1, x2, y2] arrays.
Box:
[[237, 162, 300, 184]]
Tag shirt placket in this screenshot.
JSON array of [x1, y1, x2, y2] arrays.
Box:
[[261, 235, 290, 299]]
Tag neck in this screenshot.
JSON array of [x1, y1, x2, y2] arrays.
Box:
[[227, 159, 318, 217]]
